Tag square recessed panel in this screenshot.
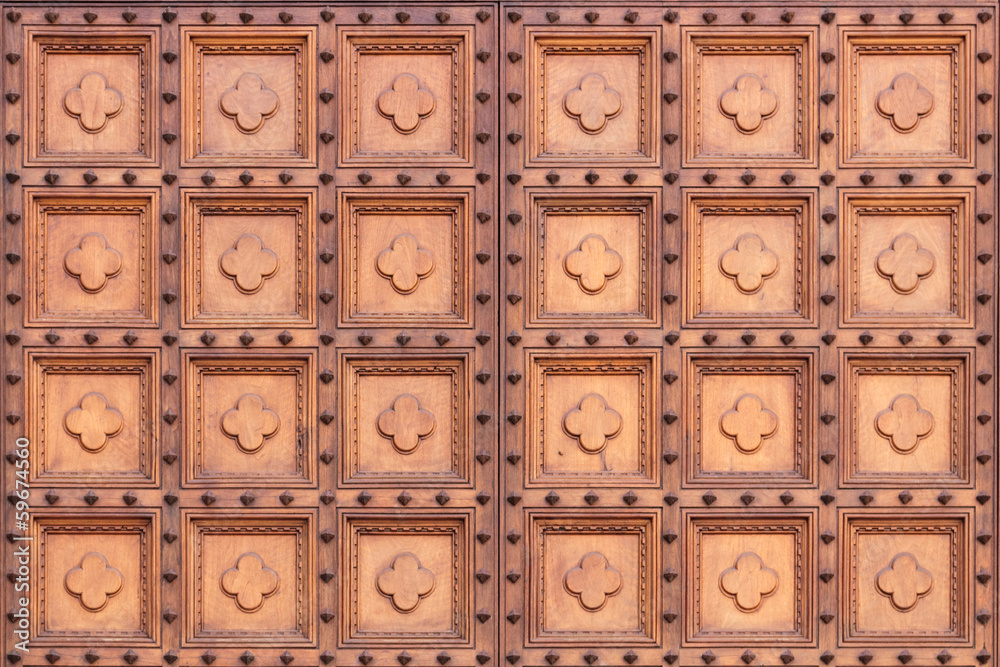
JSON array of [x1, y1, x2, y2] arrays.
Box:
[[684, 511, 815, 645], [27, 350, 158, 488], [25, 189, 158, 328], [526, 350, 660, 487], [841, 29, 973, 166], [684, 190, 816, 327], [183, 351, 316, 487], [683, 28, 816, 166], [526, 29, 660, 165], [339, 510, 472, 646], [527, 510, 659, 646], [183, 510, 315, 646], [527, 190, 660, 327], [684, 351, 816, 487], [31, 511, 159, 645], [182, 27, 315, 166], [340, 189, 471, 327], [182, 190, 315, 328], [339, 27, 473, 166], [840, 190, 973, 328], [842, 511, 971, 644], [25, 28, 158, 166], [340, 351, 471, 487], [841, 352, 971, 487]]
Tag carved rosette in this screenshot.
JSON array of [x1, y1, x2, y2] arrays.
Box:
[[719, 552, 779, 613], [875, 73, 934, 133], [875, 233, 935, 295], [64, 233, 124, 294], [63, 73, 123, 133], [376, 394, 437, 454], [376, 552, 436, 613], [220, 552, 280, 613], [719, 73, 778, 134], [65, 552, 124, 612], [63, 392, 125, 454], [564, 552, 623, 612], [719, 233, 778, 295], [220, 393, 281, 454], [874, 394, 934, 455], [563, 73, 623, 134], [377, 73, 436, 134], [219, 72, 280, 134], [562, 394, 624, 454], [376, 234, 434, 294], [563, 234, 623, 295], [875, 552, 933, 612], [720, 394, 779, 454]]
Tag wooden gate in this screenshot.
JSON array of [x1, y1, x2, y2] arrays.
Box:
[[499, 3, 997, 666], [1, 4, 497, 666]]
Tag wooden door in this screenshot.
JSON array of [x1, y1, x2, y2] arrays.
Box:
[[500, 3, 997, 666], [1, 4, 498, 666]]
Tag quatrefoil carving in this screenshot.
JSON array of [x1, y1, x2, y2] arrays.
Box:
[[376, 552, 436, 613], [563, 73, 623, 134], [719, 73, 778, 134], [876, 73, 934, 133], [376, 394, 436, 454], [63, 73, 123, 133], [719, 552, 779, 613], [220, 394, 281, 454], [377, 73, 436, 134], [563, 394, 623, 455], [220, 552, 280, 613], [875, 394, 934, 455], [875, 233, 935, 295], [64, 233, 123, 294], [65, 552, 124, 612], [219, 233, 279, 294], [564, 235, 623, 295], [220, 72, 280, 134], [64, 392, 124, 454], [564, 552, 623, 612], [720, 394, 778, 455], [376, 234, 434, 294], [875, 552, 933, 612], [719, 233, 778, 294]]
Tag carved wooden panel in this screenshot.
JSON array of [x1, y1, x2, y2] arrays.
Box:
[[526, 190, 660, 327], [684, 351, 816, 487], [526, 510, 660, 646], [339, 351, 472, 487], [182, 190, 315, 328], [25, 189, 158, 328], [339, 189, 472, 327], [27, 350, 158, 488], [338, 26, 473, 166], [182, 351, 315, 488], [30, 511, 159, 645], [682, 27, 817, 166], [841, 511, 972, 644], [684, 190, 817, 327], [525, 28, 659, 165], [24, 27, 158, 166], [339, 510, 473, 645], [684, 510, 815, 645], [841, 351, 972, 487], [181, 27, 316, 166], [840, 189, 974, 327], [840, 28, 973, 166], [525, 350, 660, 487], [182, 510, 316, 646]]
